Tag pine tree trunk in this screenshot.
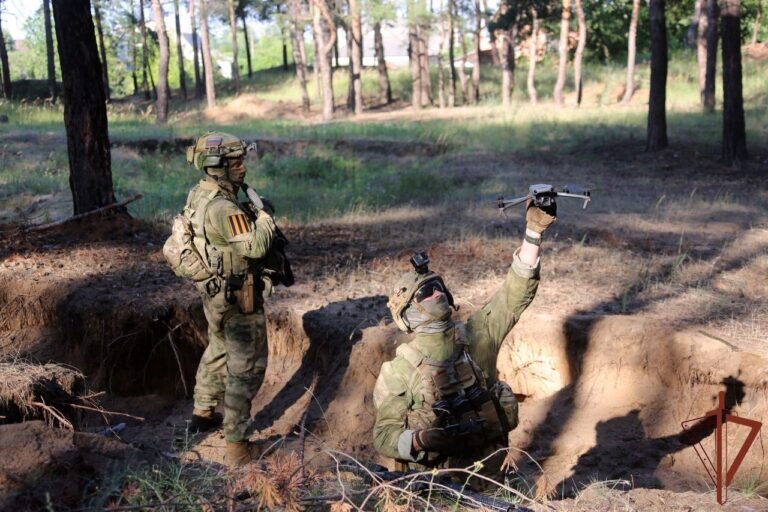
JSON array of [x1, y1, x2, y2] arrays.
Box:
[[189, 0, 203, 98], [418, 26, 432, 107], [93, 1, 110, 101], [721, 0, 747, 163], [290, 0, 310, 112], [447, 0, 456, 107], [346, 25, 355, 110], [458, 21, 469, 104], [140, 0, 151, 100], [147, 57, 157, 99], [43, 0, 57, 102], [574, 0, 586, 105], [753, 0, 763, 45], [241, 14, 253, 79], [471, 0, 481, 103], [199, 0, 216, 108], [704, 0, 718, 112], [0, 7, 10, 99], [227, 0, 240, 94], [622, 0, 641, 104], [409, 20, 422, 109], [553, 0, 571, 105], [310, 1, 321, 99], [527, 7, 538, 104], [646, 0, 668, 152], [350, 0, 363, 115], [151, 0, 169, 123], [51, 0, 115, 215], [282, 27, 289, 71], [173, 0, 187, 100], [438, 13, 446, 108], [696, 0, 708, 106], [312, 0, 335, 120], [131, 0, 139, 95], [373, 22, 392, 104]]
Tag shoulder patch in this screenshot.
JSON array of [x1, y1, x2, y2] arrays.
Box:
[[227, 213, 251, 236]]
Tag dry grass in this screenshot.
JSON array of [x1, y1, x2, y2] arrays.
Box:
[[0, 361, 86, 428]]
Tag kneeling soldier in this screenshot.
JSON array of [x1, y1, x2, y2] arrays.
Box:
[[372, 201, 555, 473]]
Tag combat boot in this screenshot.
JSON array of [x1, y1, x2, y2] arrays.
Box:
[[187, 408, 223, 434], [225, 440, 265, 467]]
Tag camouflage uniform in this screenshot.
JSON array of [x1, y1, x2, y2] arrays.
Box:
[[187, 178, 276, 442], [372, 250, 539, 467]]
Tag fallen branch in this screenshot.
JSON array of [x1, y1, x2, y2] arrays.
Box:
[[25, 194, 143, 232], [68, 402, 145, 421]]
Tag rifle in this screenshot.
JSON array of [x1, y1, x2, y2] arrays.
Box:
[[241, 182, 295, 287], [336, 461, 536, 512]]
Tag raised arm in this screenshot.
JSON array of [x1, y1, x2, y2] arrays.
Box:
[[466, 200, 556, 384]]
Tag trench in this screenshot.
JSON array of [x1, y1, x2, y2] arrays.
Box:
[[2, 218, 767, 499]]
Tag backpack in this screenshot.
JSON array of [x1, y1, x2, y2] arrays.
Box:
[[162, 213, 213, 282]]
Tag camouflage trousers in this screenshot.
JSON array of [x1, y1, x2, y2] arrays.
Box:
[[193, 282, 268, 442]]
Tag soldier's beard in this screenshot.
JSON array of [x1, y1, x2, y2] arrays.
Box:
[[404, 295, 452, 334]]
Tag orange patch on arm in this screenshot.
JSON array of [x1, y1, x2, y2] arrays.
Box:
[[227, 213, 251, 236]]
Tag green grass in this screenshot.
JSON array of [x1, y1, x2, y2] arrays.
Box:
[[0, 53, 765, 224]]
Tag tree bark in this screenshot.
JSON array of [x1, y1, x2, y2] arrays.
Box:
[[458, 17, 469, 104], [130, 0, 139, 95], [696, 0, 708, 106], [418, 24, 432, 107], [753, 0, 763, 44], [349, 0, 363, 115], [0, 3, 10, 99], [494, 1, 516, 106], [282, 27, 289, 71], [646, 0, 668, 152], [93, 1, 110, 101], [43, 0, 57, 102], [227, 0, 240, 94], [51, 0, 115, 215], [471, 0, 481, 103], [373, 22, 392, 104], [438, 8, 447, 109], [312, 0, 336, 120], [527, 7, 538, 104], [151, 0, 169, 123], [573, 0, 586, 105], [139, 0, 151, 100], [173, 0, 187, 100], [408, 13, 422, 109], [721, 0, 747, 163], [553, 0, 571, 105], [622, 0, 641, 104], [289, 0, 310, 112], [704, 0, 719, 112], [199, 0, 216, 108], [241, 14, 253, 79], [447, 0, 456, 107], [346, 24, 355, 109], [189, 0, 203, 99]]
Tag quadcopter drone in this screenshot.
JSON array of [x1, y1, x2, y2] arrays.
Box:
[[497, 183, 592, 212]]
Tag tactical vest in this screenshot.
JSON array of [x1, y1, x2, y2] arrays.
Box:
[[184, 181, 250, 278], [398, 324, 512, 453]]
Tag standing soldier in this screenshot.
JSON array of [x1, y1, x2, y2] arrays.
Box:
[[372, 200, 556, 475], [164, 132, 289, 466]]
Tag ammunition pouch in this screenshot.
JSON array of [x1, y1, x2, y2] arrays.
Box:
[[225, 273, 259, 314]]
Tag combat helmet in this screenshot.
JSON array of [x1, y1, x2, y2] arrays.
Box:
[[387, 252, 455, 333], [186, 132, 247, 172]]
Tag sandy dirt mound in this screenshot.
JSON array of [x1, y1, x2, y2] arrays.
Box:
[[203, 94, 304, 123], [0, 421, 138, 510]]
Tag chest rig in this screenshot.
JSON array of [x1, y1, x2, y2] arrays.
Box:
[[399, 324, 512, 451], [184, 181, 253, 296]]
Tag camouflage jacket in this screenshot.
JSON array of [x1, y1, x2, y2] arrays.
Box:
[[372, 249, 539, 462], [184, 178, 276, 278]]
